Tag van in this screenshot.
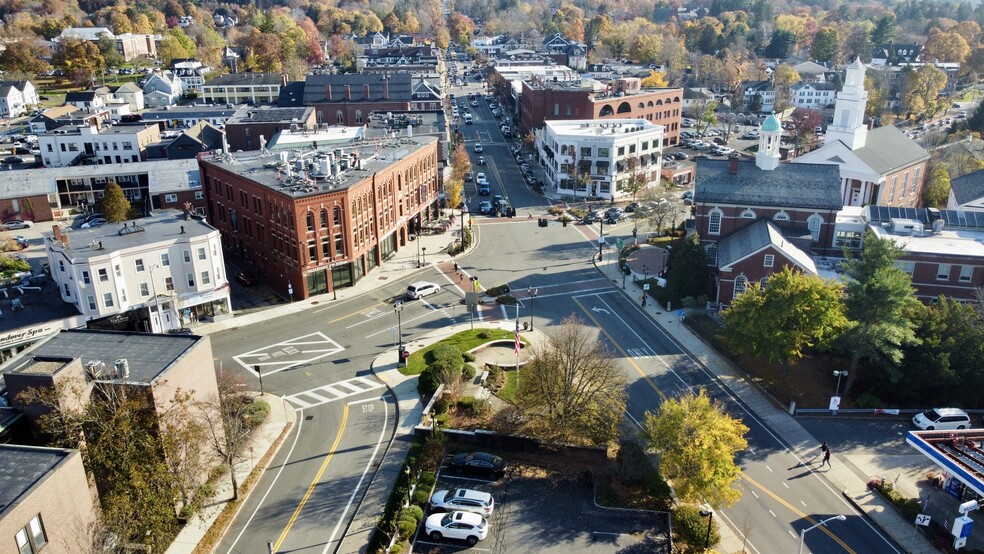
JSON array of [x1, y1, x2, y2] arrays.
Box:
[[464, 114, 473, 125], [479, 183, 491, 195], [912, 408, 970, 430]]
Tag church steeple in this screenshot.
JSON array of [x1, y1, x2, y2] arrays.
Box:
[[825, 58, 869, 150]]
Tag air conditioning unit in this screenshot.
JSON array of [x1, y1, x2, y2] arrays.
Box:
[[114, 358, 130, 379]]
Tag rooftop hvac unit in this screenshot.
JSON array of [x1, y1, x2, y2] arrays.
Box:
[[114, 358, 130, 379], [85, 360, 107, 379]]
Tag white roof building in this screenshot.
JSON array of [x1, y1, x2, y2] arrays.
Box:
[[537, 119, 665, 200], [45, 210, 231, 332]]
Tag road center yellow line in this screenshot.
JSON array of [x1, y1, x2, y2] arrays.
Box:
[[273, 404, 349, 551], [743, 473, 856, 553]]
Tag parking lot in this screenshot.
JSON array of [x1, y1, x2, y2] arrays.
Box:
[[414, 460, 670, 554]]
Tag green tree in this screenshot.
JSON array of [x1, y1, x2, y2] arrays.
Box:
[[666, 233, 709, 304], [642, 389, 748, 508], [722, 267, 848, 374], [811, 27, 840, 64], [518, 315, 626, 446], [0, 39, 51, 76], [101, 182, 131, 222], [838, 232, 921, 393], [870, 14, 897, 47], [923, 164, 951, 208], [765, 28, 797, 58], [96, 35, 125, 69]]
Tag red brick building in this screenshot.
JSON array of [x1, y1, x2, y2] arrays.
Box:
[[288, 74, 414, 127], [198, 136, 440, 299], [224, 106, 317, 152], [519, 79, 683, 146]]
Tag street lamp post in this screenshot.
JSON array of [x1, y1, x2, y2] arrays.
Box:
[[598, 217, 605, 261], [527, 286, 537, 331], [699, 507, 713, 549], [833, 370, 848, 397], [288, 282, 294, 303], [798, 515, 846, 554], [395, 301, 405, 366]]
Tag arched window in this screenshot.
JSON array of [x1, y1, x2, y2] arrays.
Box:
[[333, 206, 342, 226], [734, 275, 748, 297], [773, 211, 790, 222], [760, 276, 770, 287], [740, 209, 756, 219], [336, 110, 344, 124], [306, 212, 315, 232], [599, 104, 614, 116], [320, 209, 328, 228], [637, 102, 645, 109], [705, 244, 718, 266], [708, 208, 723, 235], [617, 101, 631, 113], [647, 100, 654, 107], [656, 99, 663, 105], [807, 214, 823, 241], [355, 109, 363, 123], [673, 96, 681, 103]]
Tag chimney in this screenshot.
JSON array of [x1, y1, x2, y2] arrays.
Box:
[[325, 84, 332, 100], [281, 73, 288, 87], [345, 85, 351, 100], [52, 225, 61, 242], [729, 156, 739, 175], [363, 84, 370, 99], [61, 233, 69, 248]]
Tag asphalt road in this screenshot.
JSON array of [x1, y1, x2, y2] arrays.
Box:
[[210, 75, 907, 553]]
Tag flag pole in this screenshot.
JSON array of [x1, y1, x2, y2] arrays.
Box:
[[515, 302, 521, 390]]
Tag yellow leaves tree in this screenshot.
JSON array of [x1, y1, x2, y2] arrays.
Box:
[[451, 143, 472, 183], [643, 389, 748, 508], [902, 64, 948, 120], [924, 27, 971, 63], [640, 70, 669, 88]]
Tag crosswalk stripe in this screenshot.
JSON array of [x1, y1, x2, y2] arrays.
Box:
[[285, 377, 386, 409]]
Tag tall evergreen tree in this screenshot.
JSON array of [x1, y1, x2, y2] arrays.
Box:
[[102, 181, 131, 222], [666, 233, 709, 305], [838, 232, 921, 393]]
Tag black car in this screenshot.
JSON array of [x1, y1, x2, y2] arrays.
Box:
[[2, 156, 23, 164], [582, 211, 601, 224], [674, 152, 689, 160], [449, 452, 507, 478], [625, 202, 639, 212]]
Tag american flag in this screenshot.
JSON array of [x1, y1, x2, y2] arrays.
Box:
[[514, 304, 521, 355]]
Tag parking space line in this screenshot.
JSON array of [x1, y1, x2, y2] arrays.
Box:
[[414, 540, 491, 552]]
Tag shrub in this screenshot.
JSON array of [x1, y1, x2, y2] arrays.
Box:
[[495, 294, 518, 304], [462, 364, 476, 380], [412, 488, 430, 506], [486, 284, 511, 296], [400, 504, 424, 524], [616, 440, 651, 485], [432, 394, 451, 415], [434, 412, 450, 426], [396, 519, 417, 539], [456, 396, 492, 417], [418, 367, 441, 398], [420, 439, 445, 472], [462, 352, 476, 362], [389, 544, 403, 554], [487, 364, 503, 386], [673, 504, 720, 550], [431, 344, 464, 372], [549, 205, 565, 215], [418, 470, 436, 489], [853, 392, 888, 409], [478, 330, 493, 339], [243, 398, 270, 429]]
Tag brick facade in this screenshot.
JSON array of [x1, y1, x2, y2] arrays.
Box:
[[199, 139, 441, 299], [716, 246, 810, 305], [694, 204, 839, 255], [520, 84, 682, 146]]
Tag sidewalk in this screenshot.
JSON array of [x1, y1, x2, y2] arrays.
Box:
[[165, 392, 295, 554], [593, 252, 940, 554]]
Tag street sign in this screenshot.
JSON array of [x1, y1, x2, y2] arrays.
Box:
[[642, 284, 650, 291], [829, 396, 841, 411], [616, 239, 624, 250], [915, 514, 931, 527], [598, 235, 606, 245]]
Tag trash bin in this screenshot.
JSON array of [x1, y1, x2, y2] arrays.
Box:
[[538, 218, 548, 227], [398, 348, 410, 366], [562, 219, 568, 227]]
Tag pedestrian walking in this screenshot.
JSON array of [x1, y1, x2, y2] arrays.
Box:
[[459, 273, 464, 283], [453, 261, 458, 272], [821, 447, 831, 468]]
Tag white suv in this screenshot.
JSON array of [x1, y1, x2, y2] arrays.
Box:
[[424, 511, 488, 545], [430, 488, 494, 517], [912, 408, 970, 430]]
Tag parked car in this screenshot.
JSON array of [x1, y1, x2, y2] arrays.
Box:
[[3, 219, 33, 229], [235, 272, 257, 286], [406, 281, 441, 299], [80, 218, 107, 228], [424, 511, 488, 545], [582, 211, 600, 224], [2, 155, 23, 164], [431, 489, 495, 517], [624, 202, 639, 212], [912, 408, 970, 430], [675, 151, 689, 160], [449, 451, 507, 478], [465, 172, 473, 182], [12, 235, 29, 248]]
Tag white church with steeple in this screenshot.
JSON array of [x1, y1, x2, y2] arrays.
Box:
[[794, 58, 930, 208]]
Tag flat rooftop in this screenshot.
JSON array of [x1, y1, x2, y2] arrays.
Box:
[[45, 210, 218, 263], [227, 106, 314, 125], [544, 119, 663, 137], [0, 445, 73, 513], [203, 134, 437, 197], [40, 124, 156, 136], [4, 329, 200, 385]]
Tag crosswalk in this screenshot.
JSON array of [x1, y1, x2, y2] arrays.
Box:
[[284, 377, 385, 409]]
